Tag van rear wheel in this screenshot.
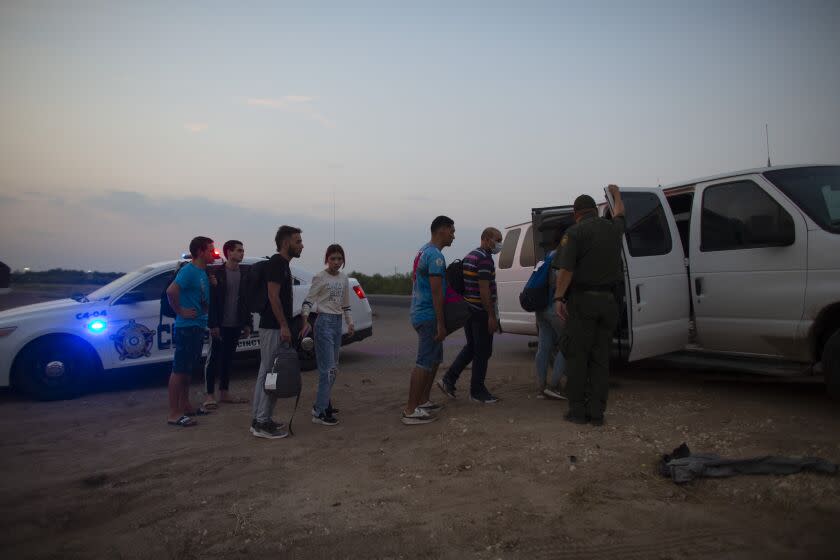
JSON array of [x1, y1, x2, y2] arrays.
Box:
[[824, 330, 840, 400]]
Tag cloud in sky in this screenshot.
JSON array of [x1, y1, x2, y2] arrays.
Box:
[[246, 96, 335, 128], [184, 123, 209, 133]]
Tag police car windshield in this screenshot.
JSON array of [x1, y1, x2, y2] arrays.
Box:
[[86, 267, 155, 300]]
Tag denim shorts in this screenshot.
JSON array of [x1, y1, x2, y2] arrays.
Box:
[[173, 326, 206, 374], [413, 319, 442, 372]]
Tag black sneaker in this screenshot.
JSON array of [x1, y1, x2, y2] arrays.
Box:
[[252, 418, 285, 430], [327, 404, 340, 415], [470, 391, 499, 404], [312, 412, 339, 426], [436, 378, 456, 399], [251, 421, 289, 439]]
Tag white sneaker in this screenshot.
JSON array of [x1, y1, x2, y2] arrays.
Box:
[[401, 407, 438, 425], [542, 387, 567, 400], [418, 400, 444, 412]]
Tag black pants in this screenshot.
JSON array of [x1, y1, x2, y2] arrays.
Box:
[[444, 309, 494, 397], [561, 293, 618, 419], [204, 326, 241, 394]]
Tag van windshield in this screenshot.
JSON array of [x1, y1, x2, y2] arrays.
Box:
[[764, 166, 840, 234]]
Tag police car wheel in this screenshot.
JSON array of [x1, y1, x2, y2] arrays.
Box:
[[13, 335, 98, 400], [823, 329, 840, 400]]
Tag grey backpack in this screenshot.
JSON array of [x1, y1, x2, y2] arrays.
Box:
[[264, 342, 302, 433]]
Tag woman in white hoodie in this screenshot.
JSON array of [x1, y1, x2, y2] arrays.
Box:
[[301, 244, 354, 426]]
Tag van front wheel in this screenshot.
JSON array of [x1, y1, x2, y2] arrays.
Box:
[[824, 329, 840, 400]]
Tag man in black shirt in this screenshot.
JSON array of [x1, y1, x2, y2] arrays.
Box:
[[250, 225, 304, 439]]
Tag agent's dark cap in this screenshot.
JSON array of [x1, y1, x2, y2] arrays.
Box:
[[573, 194, 597, 212]]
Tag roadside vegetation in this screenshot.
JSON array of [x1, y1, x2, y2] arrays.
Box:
[[12, 269, 122, 286], [10, 268, 413, 295], [347, 271, 411, 295]]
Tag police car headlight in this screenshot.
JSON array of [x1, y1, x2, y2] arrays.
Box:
[[0, 326, 17, 338]]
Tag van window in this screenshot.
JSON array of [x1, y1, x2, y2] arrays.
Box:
[[498, 228, 521, 269], [666, 192, 693, 257], [764, 166, 840, 234], [701, 181, 795, 251], [519, 226, 535, 267], [622, 192, 672, 257]]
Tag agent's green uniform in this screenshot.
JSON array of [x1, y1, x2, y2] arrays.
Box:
[[553, 213, 625, 420]]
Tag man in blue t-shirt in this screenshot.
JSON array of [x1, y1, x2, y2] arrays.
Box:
[[165, 236, 215, 428], [402, 215, 455, 425]]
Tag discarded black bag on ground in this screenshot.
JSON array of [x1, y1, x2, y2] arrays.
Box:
[[658, 442, 839, 484]]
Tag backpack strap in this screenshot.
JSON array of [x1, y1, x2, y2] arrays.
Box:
[[287, 390, 300, 436], [411, 250, 423, 282]]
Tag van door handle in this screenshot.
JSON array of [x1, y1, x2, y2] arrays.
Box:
[[695, 277, 703, 297], [635, 284, 642, 304]]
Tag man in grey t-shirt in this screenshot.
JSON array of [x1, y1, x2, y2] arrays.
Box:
[[204, 240, 253, 408]]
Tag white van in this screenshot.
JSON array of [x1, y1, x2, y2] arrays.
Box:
[[496, 164, 840, 397]]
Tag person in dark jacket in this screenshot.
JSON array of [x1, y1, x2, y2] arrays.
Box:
[[203, 240, 253, 408]]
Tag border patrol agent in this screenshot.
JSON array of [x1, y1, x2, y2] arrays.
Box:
[[552, 185, 625, 426]]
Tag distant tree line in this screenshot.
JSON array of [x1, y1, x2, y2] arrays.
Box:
[[10, 267, 412, 294], [348, 271, 412, 295], [12, 268, 123, 285]]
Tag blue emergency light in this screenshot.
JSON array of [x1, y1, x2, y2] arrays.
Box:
[[88, 320, 107, 333]]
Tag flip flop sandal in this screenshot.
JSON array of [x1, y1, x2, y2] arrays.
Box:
[[167, 415, 197, 427], [185, 407, 212, 416], [203, 401, 219, 410]]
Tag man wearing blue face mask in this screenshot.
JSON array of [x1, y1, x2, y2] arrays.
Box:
[[438, 227, 503, 404]]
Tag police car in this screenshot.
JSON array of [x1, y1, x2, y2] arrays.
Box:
[[0, 256, 373, 400]]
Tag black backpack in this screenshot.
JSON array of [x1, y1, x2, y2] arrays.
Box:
[[446, 259, 466, 296], [159, 262, 186, 319], [245, 257, 271, 314]]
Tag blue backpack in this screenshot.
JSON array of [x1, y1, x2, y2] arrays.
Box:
[[518, 251, 555, 312]]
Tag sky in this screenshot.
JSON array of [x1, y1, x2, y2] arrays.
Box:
[[1, 0, 839, 275]]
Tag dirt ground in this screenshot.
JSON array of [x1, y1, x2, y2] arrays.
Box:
[[0, 288, 839, 559]]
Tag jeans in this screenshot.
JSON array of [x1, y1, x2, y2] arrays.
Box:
[[313, 313, 342, 415], [535, 309, 566, 389], [444, 308, 493, 396], [413, 319, 443, 371], [204, 326, 240, 393]]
